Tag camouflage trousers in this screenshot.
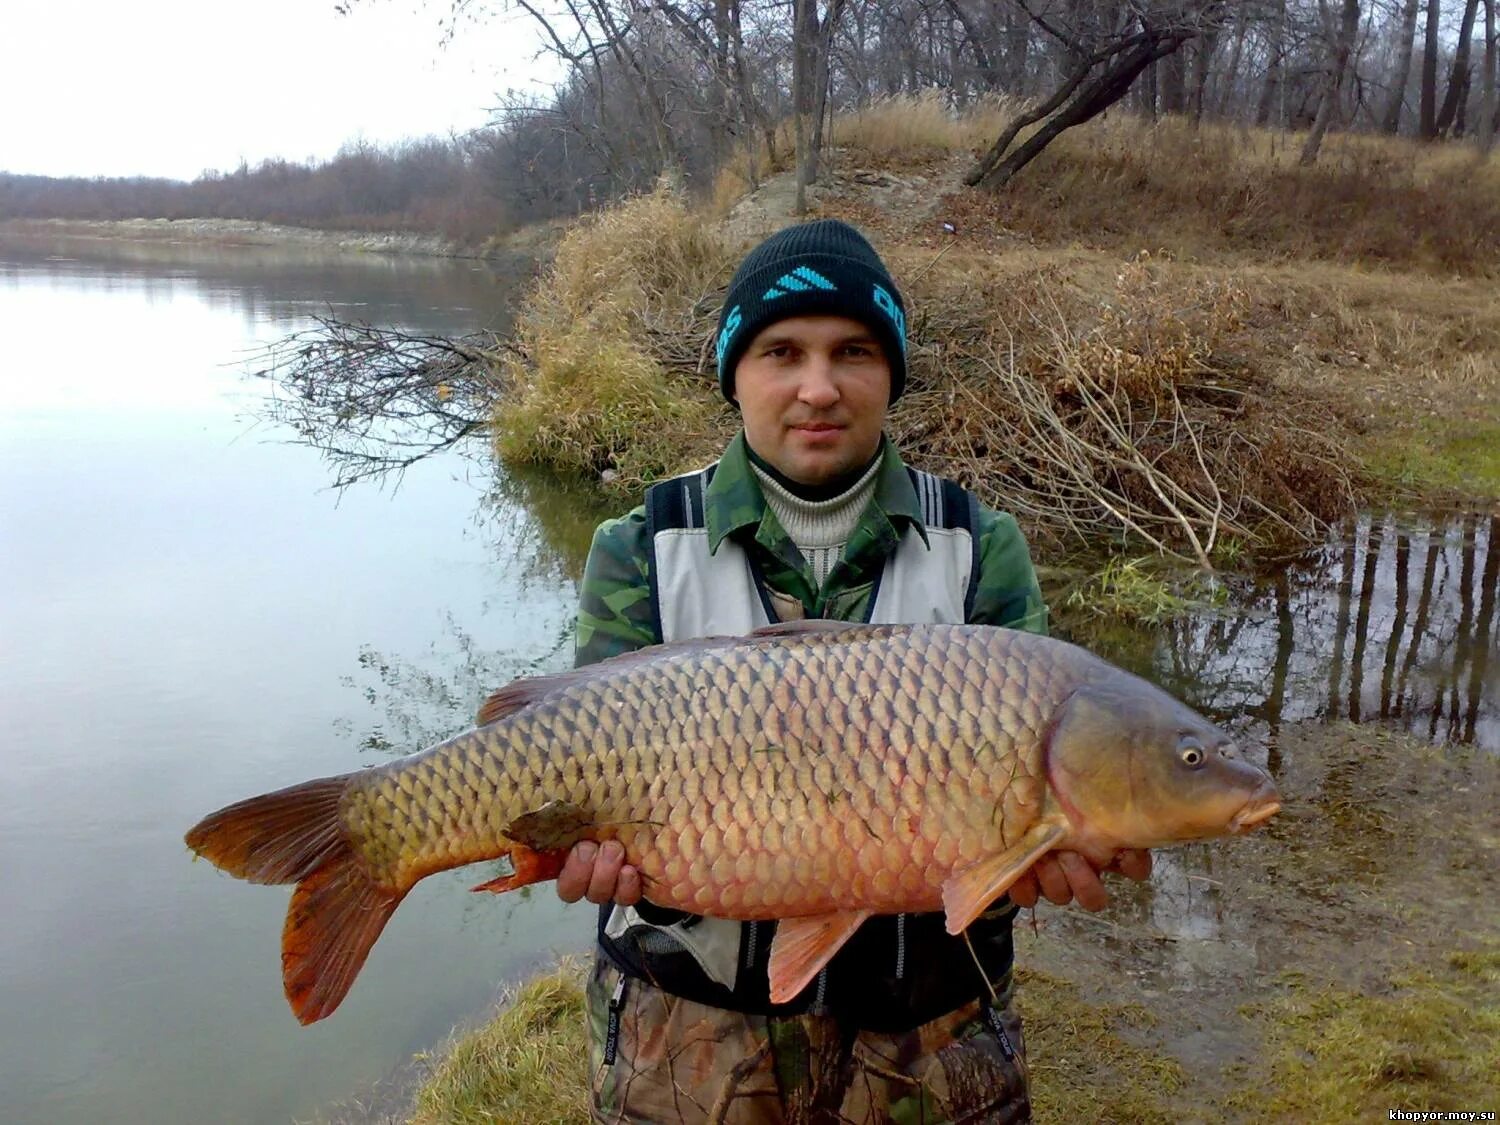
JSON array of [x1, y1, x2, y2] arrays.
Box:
[[586, 957, 1030, 1124]]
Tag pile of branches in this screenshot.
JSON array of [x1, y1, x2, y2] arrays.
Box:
[[889, 258, 1354, 566], [251, 317, 514, 488]]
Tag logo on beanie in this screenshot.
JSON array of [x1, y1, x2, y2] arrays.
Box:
[[716, 305, 743, 370], [873, 284, 907, 354], [763, 265, 837, 301]]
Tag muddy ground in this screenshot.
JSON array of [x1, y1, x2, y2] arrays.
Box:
[[1013, 720, 1499, 1122]]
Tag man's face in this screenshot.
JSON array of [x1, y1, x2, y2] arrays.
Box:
[[733, 315, 891, 487]]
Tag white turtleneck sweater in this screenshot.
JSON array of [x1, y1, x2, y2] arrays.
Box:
[[750, 455, 883, 590]]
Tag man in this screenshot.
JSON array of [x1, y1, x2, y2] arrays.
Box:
[[557, 219, 1151, 1122]]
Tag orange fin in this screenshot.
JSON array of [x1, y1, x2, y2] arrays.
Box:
[[186, 773, 405, 1024], [475, 636, 753, 725], [472, 844, 568, 894], [473, 626, 886, 727], [185, 775, 349, 884], [282, 853, 405, 1024], [750, 620, 867, 637], [942, 821, 1067, 935], [503, 800, 594, 852], [768, 909, 871, 1004]]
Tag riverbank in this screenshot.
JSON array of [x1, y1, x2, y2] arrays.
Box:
[[491, 107, 1500, 570], [0, 215, 566, 261]]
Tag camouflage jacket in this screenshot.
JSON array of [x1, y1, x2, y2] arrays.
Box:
[[575, 431, 1048, 665]]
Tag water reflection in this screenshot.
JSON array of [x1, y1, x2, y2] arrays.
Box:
[[0, 231, 534, 337], [1040, 511, 1498, 990], [336, 471, 615, 757], [1066, 511, 1500, 755]]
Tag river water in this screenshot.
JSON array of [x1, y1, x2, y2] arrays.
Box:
[[0, 236, 597, 1125], [1, 234, 1495, 1125]]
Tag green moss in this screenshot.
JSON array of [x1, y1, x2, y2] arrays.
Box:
[[1228, 950, 1500, 1119], [1363, 420, 1500, 499]]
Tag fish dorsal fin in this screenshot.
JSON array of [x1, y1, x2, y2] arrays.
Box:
[[751, 620, 887, 638], [476, 624, 888, 727], [767, 909, 871, 1003], [475, 635, 751, 726], [941, 821, 1067, 935]]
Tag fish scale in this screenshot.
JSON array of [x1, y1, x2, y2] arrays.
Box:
[[186, 620, 1280, 1024]]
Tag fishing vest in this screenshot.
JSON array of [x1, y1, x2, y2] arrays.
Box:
[[597, 461, 1018, 1033]]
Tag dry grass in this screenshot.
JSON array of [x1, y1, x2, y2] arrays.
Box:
[[493, 189, 1372, 559], [408, 962, 591, 1125], [492, 187, 735, 489], [830, 97, 1500, 276], [493, 103, 1500, 558], [709, 120, 801, 217], [829, 91, 1019, 165]]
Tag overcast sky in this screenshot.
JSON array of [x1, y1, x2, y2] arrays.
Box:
[[1, 0, 555, 181]]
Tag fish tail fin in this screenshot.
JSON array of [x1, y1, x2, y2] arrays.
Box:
[[185, 775, 405, 1024], [185, 774, 351, 884], [282, 850, 405, 1024]]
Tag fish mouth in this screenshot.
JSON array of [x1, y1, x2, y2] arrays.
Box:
[[1230, 782, 1281, 833]]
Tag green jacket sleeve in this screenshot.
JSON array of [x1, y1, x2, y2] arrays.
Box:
[[573, 505, 660, 669], [967, 507, 1049, 636]]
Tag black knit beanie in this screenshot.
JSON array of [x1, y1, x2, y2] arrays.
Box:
[[714, 219, 908, 405]]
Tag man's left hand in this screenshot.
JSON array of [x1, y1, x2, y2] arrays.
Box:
[[1009, 848, 1152, 912]]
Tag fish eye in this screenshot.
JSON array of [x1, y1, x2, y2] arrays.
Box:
[[1179, 737, 1205, 768]]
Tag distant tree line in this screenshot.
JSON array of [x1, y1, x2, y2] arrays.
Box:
[[0, 137, 515, 242], [4, 0, 1495, 234]]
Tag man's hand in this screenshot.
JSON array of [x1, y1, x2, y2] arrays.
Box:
[[1009, 848, 1152, 912], [556, 840, 643, 906]]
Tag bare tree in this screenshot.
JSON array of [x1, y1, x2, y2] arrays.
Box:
[[1300, 0, 1363, 163], [1481, 0, 1497, 151], [792, 0, 847, 210], [1421, 0, 1442, 137], [965, 3, 1226, 191], [1383, 0, 1423, 131], [1436, 0, 1483, 134], [251, 318, 507, 488]]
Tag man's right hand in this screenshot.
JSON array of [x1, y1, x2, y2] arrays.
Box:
[[556, 840, 643, 906]]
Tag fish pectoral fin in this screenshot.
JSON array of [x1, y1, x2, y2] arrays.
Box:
[[942, 821, 1067, 935], [767, 909, 871, 1004], [503, 800, 594, 852], [471, 844, 569, 894]]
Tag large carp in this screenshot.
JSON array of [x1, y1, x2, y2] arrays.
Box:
[[186, 621, 1279, 1024]]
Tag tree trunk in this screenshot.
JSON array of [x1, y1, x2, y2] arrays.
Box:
[[1256, 0, 1288, 126], [1216, 11, 1249, 119], [793, 0, 810, 214], [1383, 0, 1422, 132], [968, 29, 1195, 191], [1421, 0, 1442, 138], [1189, 26, 1220, 123], [1300, 0, 1362, 165], [806, 0, 844, 183], [1481, 0, 1497, 152], [1006, 4, 1030, 92], [944, 0, 999, 92], [1160, 43, 1188, 112], [1436, 0, 1483, 136]]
